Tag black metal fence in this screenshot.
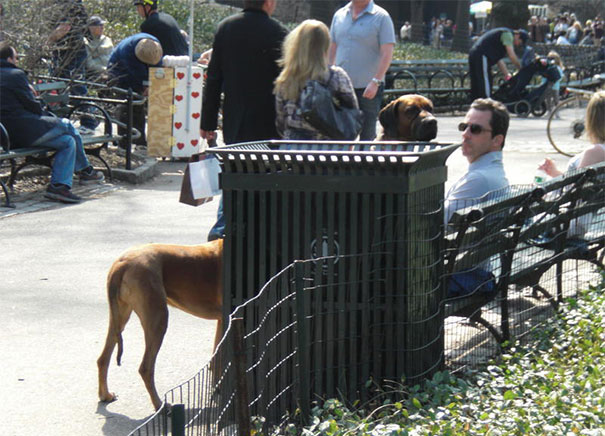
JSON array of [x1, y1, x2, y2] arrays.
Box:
[[384, 56, 605, 112]]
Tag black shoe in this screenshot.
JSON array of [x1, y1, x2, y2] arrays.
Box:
[[78, 166, 105, 185], [44, 184, 82, 203]]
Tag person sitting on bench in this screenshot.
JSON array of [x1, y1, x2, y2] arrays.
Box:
[[444, 98, 511, 222], [0, 43, 104, 204]]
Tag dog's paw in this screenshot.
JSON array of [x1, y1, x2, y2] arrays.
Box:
[[99, 392, 118, 404]]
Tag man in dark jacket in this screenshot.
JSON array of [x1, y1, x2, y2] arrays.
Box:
[[468, 28, 527, 100], [134, 0, 188, 56], [0, 43, 104, 203], [200, 0, 288, 241]]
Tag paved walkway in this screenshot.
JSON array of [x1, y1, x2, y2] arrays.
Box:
[[0, 115, 571, 435]]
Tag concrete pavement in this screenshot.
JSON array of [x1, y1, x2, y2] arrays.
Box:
[[0, 114, 570, 435]]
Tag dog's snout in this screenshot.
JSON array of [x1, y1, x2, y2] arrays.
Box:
[[423, 117, 437, 127]]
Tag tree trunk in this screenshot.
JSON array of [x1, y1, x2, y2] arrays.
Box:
[[410, 0, 425, 44], [491, 0, 530, 30], [452, 0, 470, 53]]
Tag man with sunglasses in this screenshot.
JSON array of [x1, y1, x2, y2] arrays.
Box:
[[444, 98, 510, 222]]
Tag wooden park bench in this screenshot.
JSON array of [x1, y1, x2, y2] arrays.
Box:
[[0, 80, 143, 208], [443, 162, 605, 347]]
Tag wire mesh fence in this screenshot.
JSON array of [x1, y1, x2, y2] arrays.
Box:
[[129, 165, 605, 436]]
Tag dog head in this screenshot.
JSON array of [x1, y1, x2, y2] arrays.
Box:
[[379, 94, 438, 141]]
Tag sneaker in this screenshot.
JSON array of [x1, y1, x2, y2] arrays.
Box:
[[78, 166, 105, 185], [44, 184, 82, 203], [78, 126, 96, 136]]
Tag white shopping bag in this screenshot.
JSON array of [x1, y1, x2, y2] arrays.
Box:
[[190, 153, 221, 199], [179, 152, 221, 206]]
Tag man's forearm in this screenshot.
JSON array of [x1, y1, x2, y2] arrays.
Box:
[[328, 42, 337, 65], [374, 43, 394, 80]]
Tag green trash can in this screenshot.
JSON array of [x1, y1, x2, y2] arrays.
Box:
[[208, 140, 458, 422]]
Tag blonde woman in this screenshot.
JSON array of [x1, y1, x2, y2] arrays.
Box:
[[274, 19, 358, 140], [539, 90, 605, 177]]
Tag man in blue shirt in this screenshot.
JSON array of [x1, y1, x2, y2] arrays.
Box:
[[107, 33, 162, 148], [329, 0, 395, 141], [444, 98, 510, 223]]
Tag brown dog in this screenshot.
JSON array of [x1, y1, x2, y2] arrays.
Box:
[[97, 238, 223, 411], [378, 94, 438, 141]]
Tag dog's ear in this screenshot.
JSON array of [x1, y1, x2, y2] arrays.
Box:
[[379, 100, 400, 138]]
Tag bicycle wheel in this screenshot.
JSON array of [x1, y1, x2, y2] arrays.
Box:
[[547, 95, 591, 157]]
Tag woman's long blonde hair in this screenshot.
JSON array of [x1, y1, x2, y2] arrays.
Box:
[[274, 19, 330, 101], [586, 90, 605, 144]]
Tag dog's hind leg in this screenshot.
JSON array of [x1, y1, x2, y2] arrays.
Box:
[[97, 292, 133, 404], [136, 282, 169, 411]]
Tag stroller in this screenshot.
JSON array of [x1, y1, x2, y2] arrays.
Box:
[[493, 56, 562, 117]]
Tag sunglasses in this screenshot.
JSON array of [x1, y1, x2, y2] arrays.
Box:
[[458, 122, 492, 135]]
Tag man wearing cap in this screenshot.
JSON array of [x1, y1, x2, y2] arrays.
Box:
[[134, 0, 188, 56], [468, 28, 527, 100], [85, 15, 113, 77], [107, 33, 163, 148]]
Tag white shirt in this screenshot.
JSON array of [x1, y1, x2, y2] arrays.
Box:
[[444, 151, 509, 223]]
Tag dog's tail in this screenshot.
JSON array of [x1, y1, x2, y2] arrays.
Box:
[[107, 264, 126, 366]]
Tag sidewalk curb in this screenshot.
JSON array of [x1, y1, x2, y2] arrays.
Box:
[[110, 157, 159, 184]]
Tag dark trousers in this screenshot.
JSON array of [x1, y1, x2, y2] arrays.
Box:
[[469, 53, 492, 101], [116, 102, 147, 148]]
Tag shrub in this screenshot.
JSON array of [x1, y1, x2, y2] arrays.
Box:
[[298, 277, 605, 435]]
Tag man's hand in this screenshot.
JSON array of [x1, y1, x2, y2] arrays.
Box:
[[201, 129, 216, 141], [48, 22, 71, 44], [362, 80, 379, 99]]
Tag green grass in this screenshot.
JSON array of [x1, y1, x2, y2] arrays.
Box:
[[284, 271, 605, 435], [393, 42, 467, 62]]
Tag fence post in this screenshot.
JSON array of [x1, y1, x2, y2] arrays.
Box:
[[171, 404, 185, 436], [126, 88, 133, 170], [294, 261, 310, 425], [232, 317, 251, 436]]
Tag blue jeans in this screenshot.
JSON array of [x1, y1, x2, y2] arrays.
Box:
[[207, 195, 225, 241], [355, 85, 384, 141], [32, 119, 91, 187]]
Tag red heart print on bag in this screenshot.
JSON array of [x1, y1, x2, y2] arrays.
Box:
[[193, 72, 201, 79], [177, 72, 185, 79], [191, 92, 200, 98], [176, 142, 185, 149], [175, 95, 183, 101], [191, 139, 199, 146], [192, 113, 200, 119], [174, 122, 182, 129]]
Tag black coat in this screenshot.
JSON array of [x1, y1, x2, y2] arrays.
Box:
[[201, 9, 288, 145], [0, 60, 62, 147]]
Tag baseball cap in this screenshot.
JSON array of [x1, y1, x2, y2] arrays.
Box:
[[135, 38, 163, 65], [88, 16, 106, 26]]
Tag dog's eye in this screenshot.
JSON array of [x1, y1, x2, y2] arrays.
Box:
[[406, 107, 420, 116]]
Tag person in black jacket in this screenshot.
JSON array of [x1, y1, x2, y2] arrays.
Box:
[[200, 0, 288, 241], [468, 28, 527, 100], [133, 0, 188, 56], [0, 44, 104, 203]]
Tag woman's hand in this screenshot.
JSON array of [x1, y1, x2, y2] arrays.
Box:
[[538, 158, 563, 177]]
